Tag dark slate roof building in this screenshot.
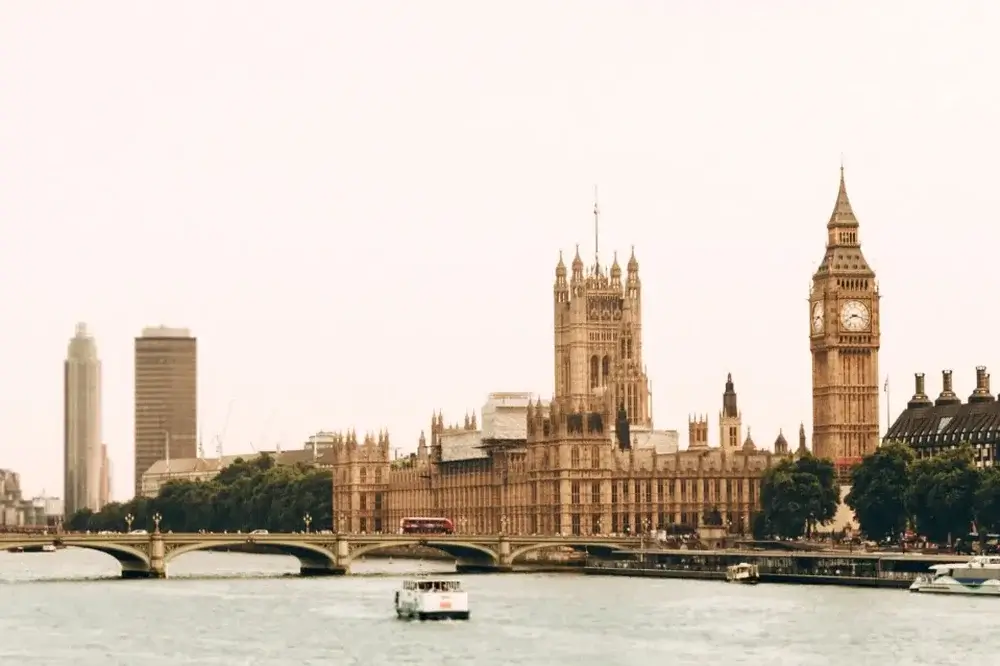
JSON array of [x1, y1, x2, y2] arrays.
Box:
[[884, 367, 1000, 468]]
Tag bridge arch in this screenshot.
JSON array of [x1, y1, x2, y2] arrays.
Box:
[[508, 541, 625, 564], [52, 539, 152, 577], [346, 539, 498, 566], [163, 539, 339, 575]]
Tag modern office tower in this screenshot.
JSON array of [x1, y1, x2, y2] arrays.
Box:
[[64, 323, 103, 516], [99, 444, 112, 506], [134, 326, 197, 497]]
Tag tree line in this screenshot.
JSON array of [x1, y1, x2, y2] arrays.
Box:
[[845, 442, 1000, 544], [66, 454, 333, 534], [753, 455, 840, 540]]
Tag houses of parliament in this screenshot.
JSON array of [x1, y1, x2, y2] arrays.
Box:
[[329, 170, 880, 536]]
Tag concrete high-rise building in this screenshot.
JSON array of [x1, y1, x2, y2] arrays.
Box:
[[64, 323, 103, 516], [99, 444, 112, 507], [134, 326, 197, 497]]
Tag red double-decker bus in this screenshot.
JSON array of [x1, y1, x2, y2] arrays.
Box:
[[400, 517, 454, 535]]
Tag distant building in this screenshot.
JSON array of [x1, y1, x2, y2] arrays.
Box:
[[0, 470, 50, 527], [64, 322, 103, 515], [134, 326, 197, 497], [99, 444, 112, 507], [885, 368, 1000, 468], [329, 236, 790, 537], [138, 448, 325, 497]]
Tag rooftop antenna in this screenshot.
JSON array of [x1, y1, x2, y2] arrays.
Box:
[[593, 184, 600, 270]]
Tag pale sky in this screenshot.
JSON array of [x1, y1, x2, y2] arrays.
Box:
[[2, 2, 999, 500]]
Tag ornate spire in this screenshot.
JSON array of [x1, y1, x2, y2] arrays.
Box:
[[627, 245, 638, 273], [828, 165, 859, 229], [555, 250, 566, 278], [722, 373, 738, 418]]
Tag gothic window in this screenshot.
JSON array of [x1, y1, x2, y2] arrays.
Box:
[[359, 468, 367, 484], [571, 482, 580, 504], [571, 446, 580, 468], [627, 338, 633, 359], [590, 355, 600, 389], [375, 468, 382, 484], [601, 355, 610, 386], [592, 445, 600, 468], [729, 427, 737, 448], [591, 483, 600, 504], [621, 337, 627, 358]]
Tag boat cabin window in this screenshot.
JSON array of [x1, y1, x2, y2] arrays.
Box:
[[405, 580, 460, 592]]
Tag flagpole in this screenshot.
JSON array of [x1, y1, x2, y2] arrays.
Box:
[[884, 377, 890, 436]]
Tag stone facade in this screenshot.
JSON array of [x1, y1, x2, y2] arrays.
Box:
[[809, 168, 881, 480], [330, 232, 795, 536]]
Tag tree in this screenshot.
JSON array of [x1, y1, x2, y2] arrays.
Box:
[[759, 456, 838, 539], [907, 445, 979, 543], [67, 455, 332, 533], [703, 506, 723, 527], [793, 455, 839, 533], [845, 441, 913, 542], [975, 466, 1000, 535]]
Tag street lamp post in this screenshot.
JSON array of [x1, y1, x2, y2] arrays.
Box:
[[125, 513, 134, 533], [152, 513, 162, 534], [303, 513, 312, 533], [500, 514, 508, 536], [459, 516, 467, 534], [337, 513, 346, 535], [641, 519, 650, 559]]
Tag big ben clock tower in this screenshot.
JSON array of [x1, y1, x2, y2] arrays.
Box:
[[809, 167, 880, 481]]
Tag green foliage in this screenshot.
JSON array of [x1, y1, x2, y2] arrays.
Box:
[[759, 455, 838, 539], [703, 506, 723, 527], [845, 441, 913, 542], [975, 466, 1000, 535], [907, 445, 979, 543], [750, 512, 770, 540], [67, 454, 332, 533]]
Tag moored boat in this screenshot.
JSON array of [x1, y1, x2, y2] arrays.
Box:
[[395, 578, 470, 620], [725, 563, 760, 584], [909, 555, 1000, 595]]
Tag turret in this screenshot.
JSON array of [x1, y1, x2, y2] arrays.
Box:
[[773, 430, 788, 455], [615, 402, 631, 450]]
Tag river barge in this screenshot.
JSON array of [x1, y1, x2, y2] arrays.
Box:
[[585, 548, 973, 589]]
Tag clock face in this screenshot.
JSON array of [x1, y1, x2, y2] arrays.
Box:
[[811, 302, 824, 333], [840, 300, 871, 331]]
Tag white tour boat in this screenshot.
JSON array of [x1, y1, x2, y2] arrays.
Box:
[[395, 578, 470, 620], [725, 563, 760, 584], [909, 555, 1000, 595]]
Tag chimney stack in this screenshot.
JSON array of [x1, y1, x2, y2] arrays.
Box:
[[969, 365, 995, 404], [908, 372, 933, 408], [935, 369, 961, 406]]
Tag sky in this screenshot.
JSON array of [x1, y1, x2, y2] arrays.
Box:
[[2, 1, 1000, 501]]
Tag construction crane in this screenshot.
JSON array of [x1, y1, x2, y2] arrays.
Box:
[[213, 399, 235, 460]]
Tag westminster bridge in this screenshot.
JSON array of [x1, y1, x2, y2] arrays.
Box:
[[0, 531, 643, 578]]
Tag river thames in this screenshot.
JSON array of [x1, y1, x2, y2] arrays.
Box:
[[0, 549, 993, 665]]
